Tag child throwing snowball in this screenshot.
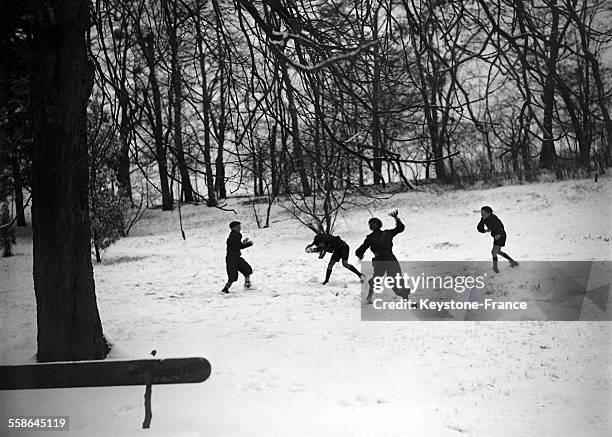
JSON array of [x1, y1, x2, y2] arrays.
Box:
[[477, 206, 519, 273], [356, 210, 410, 304], [306, 234, 365, 285], [222, 221, 254, 293]]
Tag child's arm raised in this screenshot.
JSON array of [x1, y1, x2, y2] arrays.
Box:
[[388, 210, 405, 236]]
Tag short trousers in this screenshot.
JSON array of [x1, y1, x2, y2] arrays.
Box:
[[330, 244, 350, 262], [492, 234, 507, 247]]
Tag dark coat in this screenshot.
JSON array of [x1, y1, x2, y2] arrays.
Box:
[[355, 219, 405, 260], [312, 234, 347, 253], [226, 230, 252, 258], [477, 214, 506, 238]]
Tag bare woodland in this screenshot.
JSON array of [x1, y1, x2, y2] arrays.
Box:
[[0, 0, 611, 359]]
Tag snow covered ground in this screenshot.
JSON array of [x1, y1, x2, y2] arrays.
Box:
[[1, 177, 611, 436]]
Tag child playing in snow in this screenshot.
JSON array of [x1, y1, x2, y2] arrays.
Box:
[[355, 210, 410, 304], [306, 234, 365, 285], [477, 206, 519, 273], [222, 221, 254, 294]]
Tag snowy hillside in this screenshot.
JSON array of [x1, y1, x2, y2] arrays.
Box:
[[1, 177, 611, 436]]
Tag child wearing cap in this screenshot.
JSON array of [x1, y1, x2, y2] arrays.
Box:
[[477, 206, 519, 273], [222, 221, 254, 293]]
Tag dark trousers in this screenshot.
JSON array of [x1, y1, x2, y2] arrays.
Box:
[[368, 255, 409, 298], [226, 256, 253, 282]]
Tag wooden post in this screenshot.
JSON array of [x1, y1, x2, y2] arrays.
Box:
[[142, 382, 152, 429], [142, 349, 156, 429]]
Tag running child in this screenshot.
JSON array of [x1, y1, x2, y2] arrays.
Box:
[[221, 221, 254, 293], [477, 206, 519, 273], [355, 210, 410, 304], [306, 234, 365, 285]]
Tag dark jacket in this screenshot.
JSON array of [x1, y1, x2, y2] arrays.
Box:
[[312, 234, 347, 253], [226, 230, 252, 258], [477, 214, 506, 238], [355, 219, 405, 260]]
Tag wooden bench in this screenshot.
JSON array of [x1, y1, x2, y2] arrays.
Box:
[[0, 356, 212, 429]]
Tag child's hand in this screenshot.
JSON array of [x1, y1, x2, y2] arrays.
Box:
[[494, 234, 500, 240], [388, 209, 399, 218]]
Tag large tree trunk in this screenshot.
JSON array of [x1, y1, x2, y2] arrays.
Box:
[[29, 0, 108, 362]]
